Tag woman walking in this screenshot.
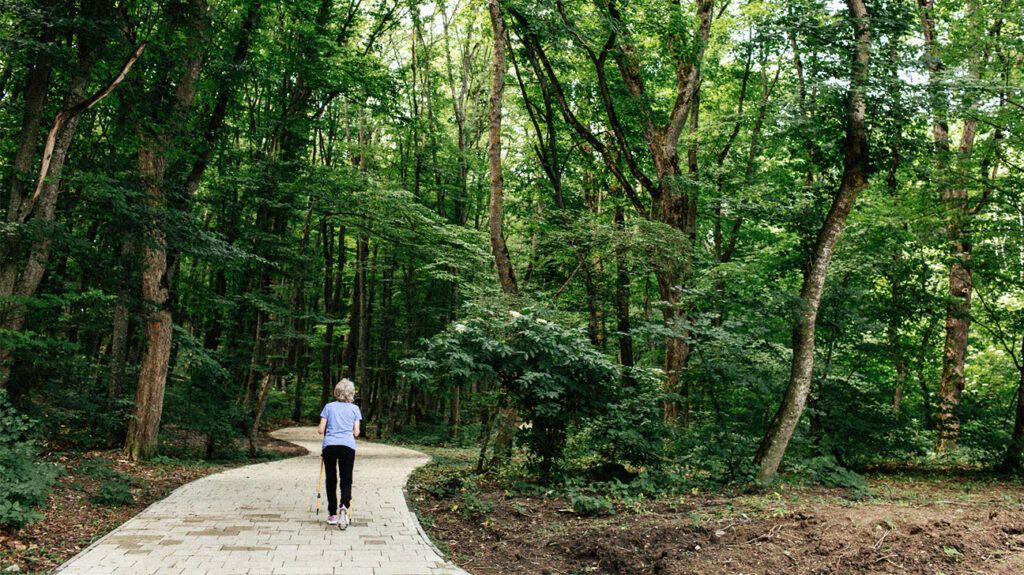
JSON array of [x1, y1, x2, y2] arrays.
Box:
[[318, 378, 362, 528]]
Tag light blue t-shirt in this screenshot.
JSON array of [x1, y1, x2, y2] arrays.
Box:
[[320, 401, 362, 450]]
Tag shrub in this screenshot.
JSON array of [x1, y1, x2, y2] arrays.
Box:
[[0, 391, 60, 528], [75, 457, 121, 480], [161, 331, 246, 459], [0, 444, 60, 528], [790, 455, 872, 499], [585, 369, 668, 471], [459, 488, 492, 518], [570, 492, 614, 516], [676, 420, 759, 486], [403, 302, 622, 482], [90, 480, 135, 506]]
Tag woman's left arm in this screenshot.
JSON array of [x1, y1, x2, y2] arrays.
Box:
[[318, 417, 327, 436]]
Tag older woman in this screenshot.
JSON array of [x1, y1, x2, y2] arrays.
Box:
[[317, 378, 362, 528]]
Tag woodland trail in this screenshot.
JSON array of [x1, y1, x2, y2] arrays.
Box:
[[55, 427, 469, 575]]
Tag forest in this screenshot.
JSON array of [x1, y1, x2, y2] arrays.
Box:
[[1, 0, 1024, 568]]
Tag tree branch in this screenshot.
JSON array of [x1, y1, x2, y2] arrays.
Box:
[[665, 0, 715, 150], [509, 8, 648, 217], [555, 0, 655, 193], [21, 42, 146, 223]]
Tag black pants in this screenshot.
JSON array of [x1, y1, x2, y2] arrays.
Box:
[[322, 445, 355, 515]]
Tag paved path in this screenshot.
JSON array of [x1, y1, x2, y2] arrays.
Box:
[[56, 427, 469, 575]]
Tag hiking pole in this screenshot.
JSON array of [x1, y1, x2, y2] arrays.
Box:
[[315, 457, 324, 516]]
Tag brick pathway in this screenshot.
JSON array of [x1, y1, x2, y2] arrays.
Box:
[[55, 427, 470, 575]]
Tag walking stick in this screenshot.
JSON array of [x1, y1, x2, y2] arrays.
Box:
[[315, 457, 324, 516]]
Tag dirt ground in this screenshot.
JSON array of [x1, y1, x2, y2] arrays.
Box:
[[0, 433, 306, 574], [410, 475, 1024, 575]]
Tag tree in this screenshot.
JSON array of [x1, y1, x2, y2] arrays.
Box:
[[0, 3, 142, 388], [509, 0, 714, 420], [754, 0, 872, 481], [920, 0, 1001, 453], [486, 0, 516, 296], [125, 0, 210, 461]]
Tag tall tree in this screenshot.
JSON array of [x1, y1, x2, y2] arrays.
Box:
[[486, 0, 517, 296], [920, 0, 998, 452], [125, 0, 209, 461], [754, 0, 872, 481]]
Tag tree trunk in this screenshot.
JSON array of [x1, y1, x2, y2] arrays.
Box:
[[655, 273, 688, 422], [1, 4, 55, 301], [358, 240, 375, 430], [916, 318, 937, 428], [3, 62, 50, 229], [486, 0, 517, 296], [935, 208, 973, 452], [508, 0, 713, 420], [886, 134, 908, 417], [125, 150, 174, 462], [754, 0, 871, 482], [893, 359, 908, 417], [583, 264, 604, 348], [292, 198, 313, 421], [127, 131, 182, 461], [0, 8, 106, 385], [376, 251, 397, 434], [248, 374, 271, 457], [485, 0, 520, 466], [108, 239, 134, 403], [343, 235, 364, 380], [919, 0, 983, 452], [242, 308, 264, 411], [125, 0, 208, 461], [1002, 337, 1024, 473], [183, 0, 261, 201], [320, 219, 337, 406], [614, 206, 634, 385]]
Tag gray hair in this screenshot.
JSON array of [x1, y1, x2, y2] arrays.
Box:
[[334, 378, 356, 402]]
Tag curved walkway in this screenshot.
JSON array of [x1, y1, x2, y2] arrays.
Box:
[[56, 427, 469, 575]]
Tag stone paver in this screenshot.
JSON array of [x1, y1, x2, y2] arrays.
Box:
[[56, 427, 470, 575]]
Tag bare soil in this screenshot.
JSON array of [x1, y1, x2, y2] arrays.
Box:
[[0, 433, 305, 574], [410, 476, 1024, 575]]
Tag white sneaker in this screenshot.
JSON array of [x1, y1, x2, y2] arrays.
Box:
[[326, 514, 338, 525], [339, 507, 349, 530]]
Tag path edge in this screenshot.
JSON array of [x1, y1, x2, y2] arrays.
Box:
[[52, 473, 201, 573], [401, 459, 474, 575], [54, 433, 309, 574]]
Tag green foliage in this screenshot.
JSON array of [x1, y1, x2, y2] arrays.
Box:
[[90, 480, 135, 507], [458, 486, 493, 518], [1, 0, 1023, 512], [584, 369, 668, 470], [385, 422, 482, 449], [569, 492, 615, 517], [676, 423, 760, 486], [73, 457, 139, 506], [0, 390, 32, 442], [789, 456, 872, 499], [161, 327, 246, 459], [0, 445, 60, 528], [74, 458, 121, 481], [405, 301, 633, 481], [0, 391, 59, 528]]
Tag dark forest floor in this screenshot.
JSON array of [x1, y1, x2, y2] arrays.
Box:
[[0, 431, 305, 574], [406, 451, 1024, 575]]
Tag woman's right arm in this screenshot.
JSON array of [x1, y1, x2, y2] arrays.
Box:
[[353, 421, 360, 438]]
